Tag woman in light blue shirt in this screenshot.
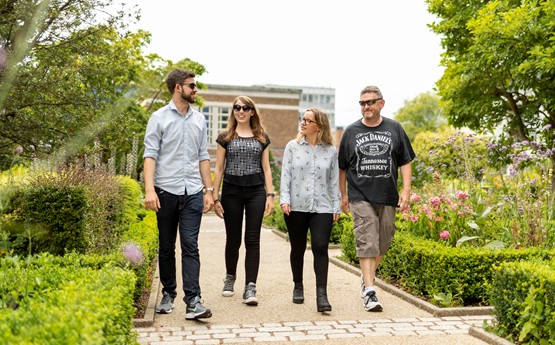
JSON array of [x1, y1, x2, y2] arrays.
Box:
[[280, 108, 340, 313]]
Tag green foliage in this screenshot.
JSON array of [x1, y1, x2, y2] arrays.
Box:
[[411, 128, 490, 186], [393, 92, 447, 142], [120, 211, 159, 302], [378, 231, 554, 306], [338, 214, 358, 265], [263, 199, 287, 233], [491, 260, 555, 344], [13, 185, 89, 255], [0, 254, 136, 345], [426, 0, 555, 168]]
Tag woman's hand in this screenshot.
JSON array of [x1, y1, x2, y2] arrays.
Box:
[[280, 203, 291, 216], [214, 201, 224, 219]]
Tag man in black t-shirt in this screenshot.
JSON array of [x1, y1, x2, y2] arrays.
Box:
[[338, 85, 415, 312]]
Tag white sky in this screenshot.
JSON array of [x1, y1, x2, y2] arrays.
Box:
[[124, 0, 444, 127]]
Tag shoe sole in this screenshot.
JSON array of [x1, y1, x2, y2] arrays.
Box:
[[185, 310, 213, 319], [364, 303, 383, 312], [317, 305, 332, 312], [155, 308, 173, 314], [292, 298, 304, 304], [222, 291, 234, 297], [243, 298, 258, 306], [155, 303, 175, 314]]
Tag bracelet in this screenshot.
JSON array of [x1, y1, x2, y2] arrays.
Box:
[[266, 193, 275, 198], [205, 187, 214, 193], [214, 199, 220, 204]]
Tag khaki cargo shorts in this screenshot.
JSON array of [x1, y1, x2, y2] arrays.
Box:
[[350, 200, 396, 258]]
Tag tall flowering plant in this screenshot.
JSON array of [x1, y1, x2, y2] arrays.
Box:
[[407, 127, 555, 248], [400, 172, 486, 247]]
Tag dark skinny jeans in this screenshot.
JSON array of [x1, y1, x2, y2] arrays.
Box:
[[221, 182, 266, 285], [284, 211, 333, 287], [155, 187, 203, 304]]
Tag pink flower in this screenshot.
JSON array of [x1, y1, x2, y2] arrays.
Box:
[[410, 216, 419, 222], [411, 193, 421, 202], [440, 230, 450, 239], [122, 242, 144, 265], [429, 196, 441, 207], [455, 190, 468, 200]]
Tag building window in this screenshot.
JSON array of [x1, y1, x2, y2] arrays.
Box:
[[200, 106, 231, 144]]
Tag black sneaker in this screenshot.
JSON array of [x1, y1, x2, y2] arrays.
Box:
[[242, 282, 258, 306], [185, 296, 212, 320], [155, 292, 175, 314], [222, 274, 236, 297], [363, 290, 383, 312]]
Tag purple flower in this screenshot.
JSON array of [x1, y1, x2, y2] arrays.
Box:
[[14, 145, 23, 154], [122, 242, 144, 265], [440, 231, 450, 239], [544, 124, 552, 131]]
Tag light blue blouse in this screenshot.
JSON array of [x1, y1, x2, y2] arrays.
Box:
[[280, 137, 340, 214]]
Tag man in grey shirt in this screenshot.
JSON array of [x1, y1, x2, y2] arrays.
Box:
[[143, 69, 215, 320]]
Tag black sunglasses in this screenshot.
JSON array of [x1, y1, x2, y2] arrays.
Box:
[[359, 98, 383, 107], [183, 82, 198, 90], [233, 104, 252, 112]]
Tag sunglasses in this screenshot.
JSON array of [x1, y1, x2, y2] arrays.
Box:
[[359, 98, 383, 107], [183, 82, 198, 90], [233, 104, 252, 112]]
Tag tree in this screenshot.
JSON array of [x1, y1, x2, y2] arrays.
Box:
[[0, 0, 153, 169], [426, 0, 555, 172], [394, 92, 446, 141]]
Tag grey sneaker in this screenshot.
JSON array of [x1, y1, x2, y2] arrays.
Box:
[[222, 274, 236, 297], [242, 282, 258, 306], [363, 290, 383, 312], [155, 292, 175, 314], [360, 274, 376, 297], [185, 296, 212, 320]]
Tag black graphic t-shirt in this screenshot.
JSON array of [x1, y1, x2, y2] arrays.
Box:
[[338, 118, 415, 206], [216, 134, 270, 187]]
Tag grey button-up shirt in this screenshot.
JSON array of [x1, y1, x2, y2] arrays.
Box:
[[280, 138, 340, 214], [143, 100, 210, 195]]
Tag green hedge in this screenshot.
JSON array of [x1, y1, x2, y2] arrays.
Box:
[[378, 231, 554, 306], [491, 260, 555, 344], [0, 254, 137, 345]]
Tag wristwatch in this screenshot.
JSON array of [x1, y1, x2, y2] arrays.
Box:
[[205, 187, 214, 193]]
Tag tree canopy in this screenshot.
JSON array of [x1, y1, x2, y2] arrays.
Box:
[[0, 0, 209, 173], [426, 0, 555, 153], [394, 92, 446, 142]]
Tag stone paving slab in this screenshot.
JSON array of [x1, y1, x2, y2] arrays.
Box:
[[134, 214, 506, 345]]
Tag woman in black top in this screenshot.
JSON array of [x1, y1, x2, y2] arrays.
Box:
[[212, 95, 275, 306]]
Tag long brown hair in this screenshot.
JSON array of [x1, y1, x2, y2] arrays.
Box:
[[220, 96, 268, 144], [296, 108, 334, 146]]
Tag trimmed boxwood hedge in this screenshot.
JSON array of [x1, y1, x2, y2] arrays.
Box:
[[377, 231, 555, 306]]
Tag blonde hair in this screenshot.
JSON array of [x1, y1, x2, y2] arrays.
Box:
[[296, 108, 333, 146]]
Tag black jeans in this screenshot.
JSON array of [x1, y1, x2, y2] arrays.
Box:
[[284, 212, 333, 287], [221, 182, 266, 285], [155, 187, 203, 304]]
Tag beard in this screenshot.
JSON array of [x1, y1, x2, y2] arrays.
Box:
[[180, 89, 195, 104]]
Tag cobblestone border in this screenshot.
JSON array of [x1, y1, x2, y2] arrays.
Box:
[[135, 316, 493, 344]]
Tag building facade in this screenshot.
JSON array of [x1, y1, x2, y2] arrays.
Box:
[[197, 84, 301, 163]]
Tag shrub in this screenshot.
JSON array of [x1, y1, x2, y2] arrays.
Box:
[[379, 231, 555, 306], [0, 254, 136, 344], [491, 260, 555, 344]]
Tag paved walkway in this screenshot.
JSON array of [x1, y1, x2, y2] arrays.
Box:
[[134, 214, 503, 345]]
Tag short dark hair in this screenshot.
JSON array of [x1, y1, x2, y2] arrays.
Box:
[[166, 69, 196, 95]]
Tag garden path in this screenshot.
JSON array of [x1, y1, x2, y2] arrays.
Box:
[[134, 214, 503, 345]]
